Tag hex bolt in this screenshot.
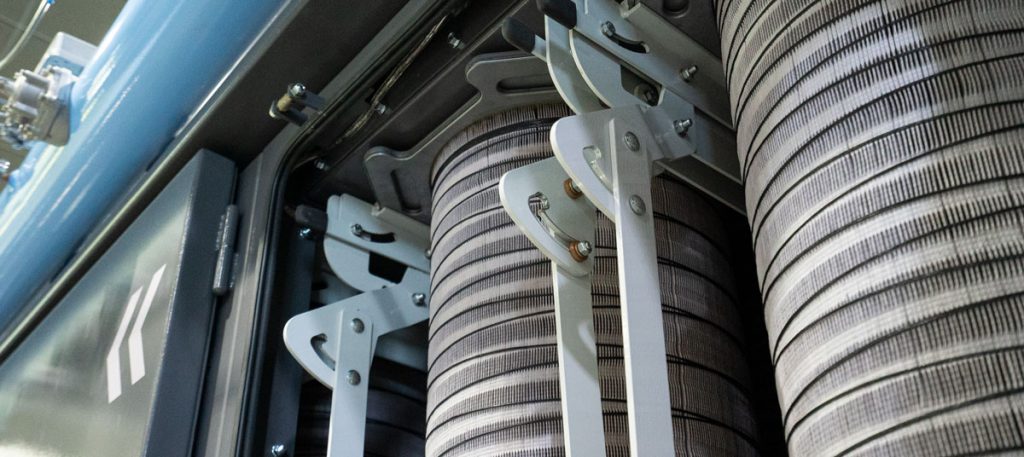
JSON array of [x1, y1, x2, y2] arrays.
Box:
[[314, 159, 328, 171], [350, 224, 364, 236], [347, 370, 361, 385], [298, 227, 313, 240], [412, 292, 427, 306], [564, 178, 584, 199], [350, 318, 364, 334], [373, 102, 389, 115], [674, 118, 693, 137], [270, 444, 287, 457], [601, 22, 616, 38], [624, 132, 640, 152], [288, 83, 306, 98], [570, 240, 594, 262], [629, 195, 646, 215], [680, 65, 699, 82], [447, 32, 464, 49]]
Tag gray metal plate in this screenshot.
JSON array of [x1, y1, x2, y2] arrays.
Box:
[[0, 150, 235, 457]]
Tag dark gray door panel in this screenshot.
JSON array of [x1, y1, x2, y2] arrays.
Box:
[[0, 150, 235, 457]]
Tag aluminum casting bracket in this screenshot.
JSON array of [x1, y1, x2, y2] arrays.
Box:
[[283, 194, 430, 457]]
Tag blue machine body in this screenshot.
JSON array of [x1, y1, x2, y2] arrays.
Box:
[[0, 0, 286, 326]]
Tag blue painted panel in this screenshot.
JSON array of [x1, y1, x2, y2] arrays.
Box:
[[0, 0, 287, 324]]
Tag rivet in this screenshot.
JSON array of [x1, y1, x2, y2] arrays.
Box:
[[412, 293, 427, 306], [347, 370, 361, 385], [624, 132, 640, 152], [629, 195, 646, 215], [350, 318, 364, 334]]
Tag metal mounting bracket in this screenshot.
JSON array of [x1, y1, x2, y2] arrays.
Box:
[[364, 52, 563, 217], [283, 194, 430, 457]]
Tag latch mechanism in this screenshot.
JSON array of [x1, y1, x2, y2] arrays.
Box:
[[283, 194, 429, 457]]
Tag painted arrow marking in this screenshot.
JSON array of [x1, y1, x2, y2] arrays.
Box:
[[106, 264, 166, 403]]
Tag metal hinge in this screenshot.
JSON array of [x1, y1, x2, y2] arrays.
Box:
[[212, 204, 239, 296]]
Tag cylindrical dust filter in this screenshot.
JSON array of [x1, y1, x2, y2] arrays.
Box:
[[426, 105, 764, 456], [716, 0, 1024, 455]]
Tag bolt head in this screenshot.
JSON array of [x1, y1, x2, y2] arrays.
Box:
[[628, 195, 646, 215], [425, 248, 432, 259], [350, 318, 364, 334], [412, 292, 427, 306], [624, 132, 640, 152], [447, 32, 464, 49], [288, 83, 306, 98], [576, 240, 593, 256], [347, 370, 361, 385], [680, 65, 699, 82], [570, 240, 593, 262], [601, 22, 615, 37], [673, 118, 693, 136], [298, 227, 313, 240], [351, 224, 364, 236], [270, 444, 286, 456], [314, 159, 328, 170], [373, 102, 388, 115]]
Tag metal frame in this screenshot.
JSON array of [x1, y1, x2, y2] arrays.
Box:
[[283, 194, 429, 457], [499, 1, 744, 455]]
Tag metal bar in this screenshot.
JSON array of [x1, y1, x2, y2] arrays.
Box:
[[609, 119, 676, 456], [552, 264, 606, 457], [327, 310, 374, 457]]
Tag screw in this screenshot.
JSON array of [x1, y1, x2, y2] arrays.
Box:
[[288, 83, 306, 98], [447, 32, 464, 49], [680, 65, 699, 82], [347, 370, 361, 385], [351, 224, 364, 236], [298, 227, 313, 240], [674, 118, 693, 137], [564, 179, 583, 199], [629, 195, 646, 215], [350, 318, 364, 333], [314, 159, 328, 171], [601, 22, 616, 38], [373, 102, 389, 115], [570, 240, 594, 262], [412, 293, 427, 306], [643, 88, 657, 104], [624, 132, 640, 152], [270, 444, 286, 457]]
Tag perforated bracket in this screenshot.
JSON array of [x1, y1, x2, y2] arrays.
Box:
[[283, 194, 429, 457]]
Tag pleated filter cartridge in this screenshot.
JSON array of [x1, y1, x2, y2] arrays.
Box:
[[716, 0, 1024, 454]]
